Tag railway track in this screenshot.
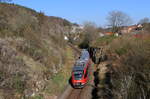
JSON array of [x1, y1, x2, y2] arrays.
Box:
[[65, 83, 93, 99], [58, 43, 83, 99], [59, 43, 94, 99], [67, 43, 81, 54], [58, 61, 112, 99], [66, 89, 83, 99], [65, 58, 94, 99]]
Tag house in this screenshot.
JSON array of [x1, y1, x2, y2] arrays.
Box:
[[99, 32, 105, 37], [121, 24, 143, 34], [105, 32, 114, 35]]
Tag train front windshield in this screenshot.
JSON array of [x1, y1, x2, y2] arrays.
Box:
[[74, 71, 84, 80]]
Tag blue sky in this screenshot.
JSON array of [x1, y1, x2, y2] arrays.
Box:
[[13, 0, 150, 26]]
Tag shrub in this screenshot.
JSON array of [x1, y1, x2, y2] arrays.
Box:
[[110, 36, 150, 99], [0, 3, 71, 98], [95, 35, 117, 46], [143, 23, 150, 33], [12, 74, 25, 93], [115, 47, 127, 56], [31, 95, 43, 99]]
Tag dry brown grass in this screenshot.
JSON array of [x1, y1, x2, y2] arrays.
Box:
[[108, 35, 150, 99], [45, 46, 75, 95], [0, 2, 72, 99]]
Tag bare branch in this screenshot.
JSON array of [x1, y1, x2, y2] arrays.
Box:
[[106, 11, 132, 32]]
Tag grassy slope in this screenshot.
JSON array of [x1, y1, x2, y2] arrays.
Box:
[[109, 35, 150, 99], [93, 34, 150, 99], [45, 46, 75, 96], [0, 3, 72, 99]]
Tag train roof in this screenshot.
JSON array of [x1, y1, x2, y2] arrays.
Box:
[[73, 66, 84, 71], [80, 49, 90, 60], [73, 60, 87, 71], [72, 49, 90, 72]]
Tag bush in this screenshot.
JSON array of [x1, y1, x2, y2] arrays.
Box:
[[12, 74, 25, 93], [110, 36, 150, 99], [94, 35, 117, 47], [79, 22, 99, 48], [115, 47, 127, 56], [0, 3, 71, 98], [143, 23, 150, 33], [31, 95, 43, 99]]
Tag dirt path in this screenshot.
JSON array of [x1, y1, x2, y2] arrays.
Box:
[[58, 84, 93, 99], [66, 89, 82, 99], [66, 86, 92, 99]]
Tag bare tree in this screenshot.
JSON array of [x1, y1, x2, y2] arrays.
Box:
[[107, 11, 132, 33], [83, 22, 97, 42], [138, 17, 149, 24], [79, 22, 98, 48], [139, 18, 150, 33]]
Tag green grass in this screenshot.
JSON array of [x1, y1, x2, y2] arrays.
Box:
[[115, 47, 128, 56], [45, 67, 70, 95], [44, 47, 74, 95], [94, 35, 117, 46], [98, 35, 116, 43], [12, 75, 25, 93], [30, 95, 43, 99]]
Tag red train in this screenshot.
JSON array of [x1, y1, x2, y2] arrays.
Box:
[[71, 49, 91, 88]]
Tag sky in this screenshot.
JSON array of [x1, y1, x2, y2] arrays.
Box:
[[13, 0, 150, 26]]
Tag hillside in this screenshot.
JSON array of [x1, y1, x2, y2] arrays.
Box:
[[89, 34, 150, 99], [0, 3, 73, 99]]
